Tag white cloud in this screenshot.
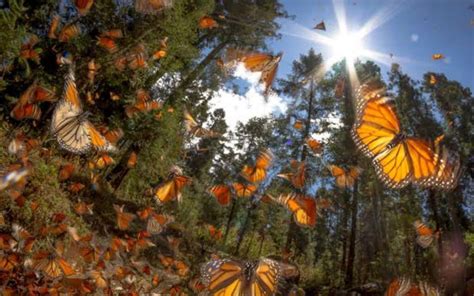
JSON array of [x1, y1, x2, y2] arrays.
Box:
[[410, 34, 419, 42], [310, 111, 342, 142], [208, 63, 287, 134]]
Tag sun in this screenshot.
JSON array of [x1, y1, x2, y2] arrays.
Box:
[[330, 31, 365, 62]]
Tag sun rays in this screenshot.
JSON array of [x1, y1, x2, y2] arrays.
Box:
[[280, 0, 412, 89]]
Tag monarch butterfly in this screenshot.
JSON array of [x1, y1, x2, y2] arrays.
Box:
[[20, 35, 41, 63], [68, 182, 85, 193], [135, 0, 173, 14], [209, 184, 232, 206], [97, 36, 118, 53], [232, 182, 257, 198], [32, 243, 75, 278], [125, 89, 161, 117], [48, 15, 61, 39], [241, 52, 282, 95], [75, 0, 94, 15], [73, 200, 93, 215], [183, 110, 221, 138], [0, 252, 21, 271], [241, 149, 273, 184], [147, 213, 174, 235], [432, 54, 445, 60], [305, 138, 323, 155], [89, 153, 114, 170], [314, 21, 326, 31], [0, 167, 29, 192], [208, 225, 222, 240], [89, 269, 108, 288], [200, 257, 294, 296], [51, 67, 116, 154], [413, 220, 438, 248], [58, 163, 75, 181], [153, 166, 191, 203], [58, 23, 80, 42], [127, 44, 148, 70], [271, 193, 317, 227], [199, 16, 218, 29], [277, 160, 306, 189], [293, 120, 304, 130], [11, 224, 35, 253], [328, 165, 361, 189], [113, 204, 136, 231], [351, 82, 460, 189], [127, 151, 138, 168], [87, 60, 100, 84], [152, 49, 167, 60], [385, 278, 440, 296], [429, 74, 437, 85], [11, 82, 54, 121]]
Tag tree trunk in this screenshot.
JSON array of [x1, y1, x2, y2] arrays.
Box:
[[285, 79, 315, 250], [223, 199, 237, 243], [427, 190, 443, 254], [234, 204, 253, 255], [345, 180, 358, 288]]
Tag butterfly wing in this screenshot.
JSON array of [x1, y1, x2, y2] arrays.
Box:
[[278, 194, 316, 227], [251, 258, 281, 296], [154, 180, 176, 203], [209, 185, 232, 206], [201, 259, 244, 296], [233, 183, 256, 198], [351, 92, 412, 188], [413, 220, 435, 248]]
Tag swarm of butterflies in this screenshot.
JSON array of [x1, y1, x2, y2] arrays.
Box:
[[0, 0, 463, 295]]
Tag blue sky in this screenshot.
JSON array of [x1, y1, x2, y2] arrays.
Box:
[[269, 0, 473, 89]]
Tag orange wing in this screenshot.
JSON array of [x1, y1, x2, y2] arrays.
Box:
[[233, 182, 257, 198], [352, 84, 455, 189], [209, 185, 232, 206], [275, 194, 316, 227], [199, 16, 218, 29], [241, 149, 273, 183], [154, 173, 191, 203], [113, 204, 135, 230], [306, 138, 323, 154]]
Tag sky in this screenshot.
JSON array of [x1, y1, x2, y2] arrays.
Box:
[[210, 0, 473, 133], [273, 0, 474, 88]]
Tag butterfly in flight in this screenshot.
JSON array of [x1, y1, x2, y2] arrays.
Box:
[[153, 165, 191, 203], [278, 160, 307, 189], [241, 149, 273, 184], [199, 16, 218, 29], [200, 257, 298, 296], [183, 110, 221, 138], [305, 137, 323, 154], [413, 220, 439, 248], [328, 165, 361, 189], [209, 184, 232, 206], [351, 81, 461, 189], [51, 67, 116, 154], [313, 21, 326, 31]]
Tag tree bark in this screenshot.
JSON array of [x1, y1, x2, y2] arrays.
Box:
[[344, 180, 359, 288], [285, 79, 315, 250], [234, 204, 253, 255], [223, 199, 237, 243]]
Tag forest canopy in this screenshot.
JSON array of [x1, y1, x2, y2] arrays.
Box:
[[0, 0, 472, 295]]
